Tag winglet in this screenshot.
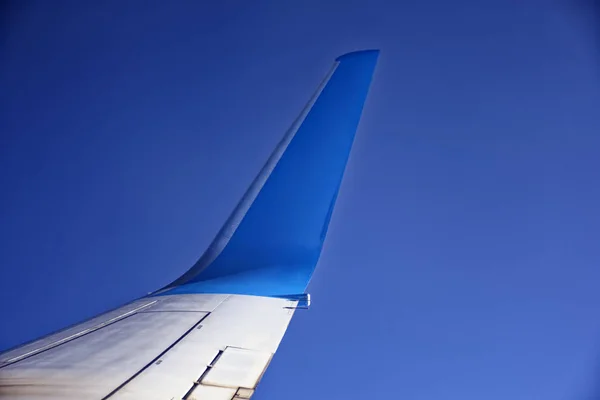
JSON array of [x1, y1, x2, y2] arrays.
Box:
[[157, 50, 380, 297]]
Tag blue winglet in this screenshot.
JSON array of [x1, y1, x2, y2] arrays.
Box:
[[158, 50, 379, 297]]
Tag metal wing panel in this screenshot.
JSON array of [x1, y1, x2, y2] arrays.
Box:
[[0, 298, 157, 366], [0, 294, 228, 368], [0, 306, 206, 399], [0, 294, 296, 399], [110, 295, 297, 400]]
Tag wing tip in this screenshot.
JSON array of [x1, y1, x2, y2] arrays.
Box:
[[336, 49, 380, 62]]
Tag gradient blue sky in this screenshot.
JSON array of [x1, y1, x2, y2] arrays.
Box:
[[1, 1, 600, 399]]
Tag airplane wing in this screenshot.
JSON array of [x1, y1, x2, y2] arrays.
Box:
[[0, 49, 380, 400]]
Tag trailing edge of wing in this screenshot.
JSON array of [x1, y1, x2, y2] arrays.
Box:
[[159, 49, 380, 298]]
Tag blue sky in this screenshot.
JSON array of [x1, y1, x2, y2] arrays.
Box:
[[1, 1, 600, 399]]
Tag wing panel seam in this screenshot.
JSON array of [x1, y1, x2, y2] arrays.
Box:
[[101, 312, 211, 400], [0, 300, 158, 368]]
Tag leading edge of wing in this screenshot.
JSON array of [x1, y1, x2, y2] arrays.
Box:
[[157, 50, 380, 298]]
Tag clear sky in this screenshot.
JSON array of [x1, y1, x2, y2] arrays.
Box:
[[1, 1, 600, 399]]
